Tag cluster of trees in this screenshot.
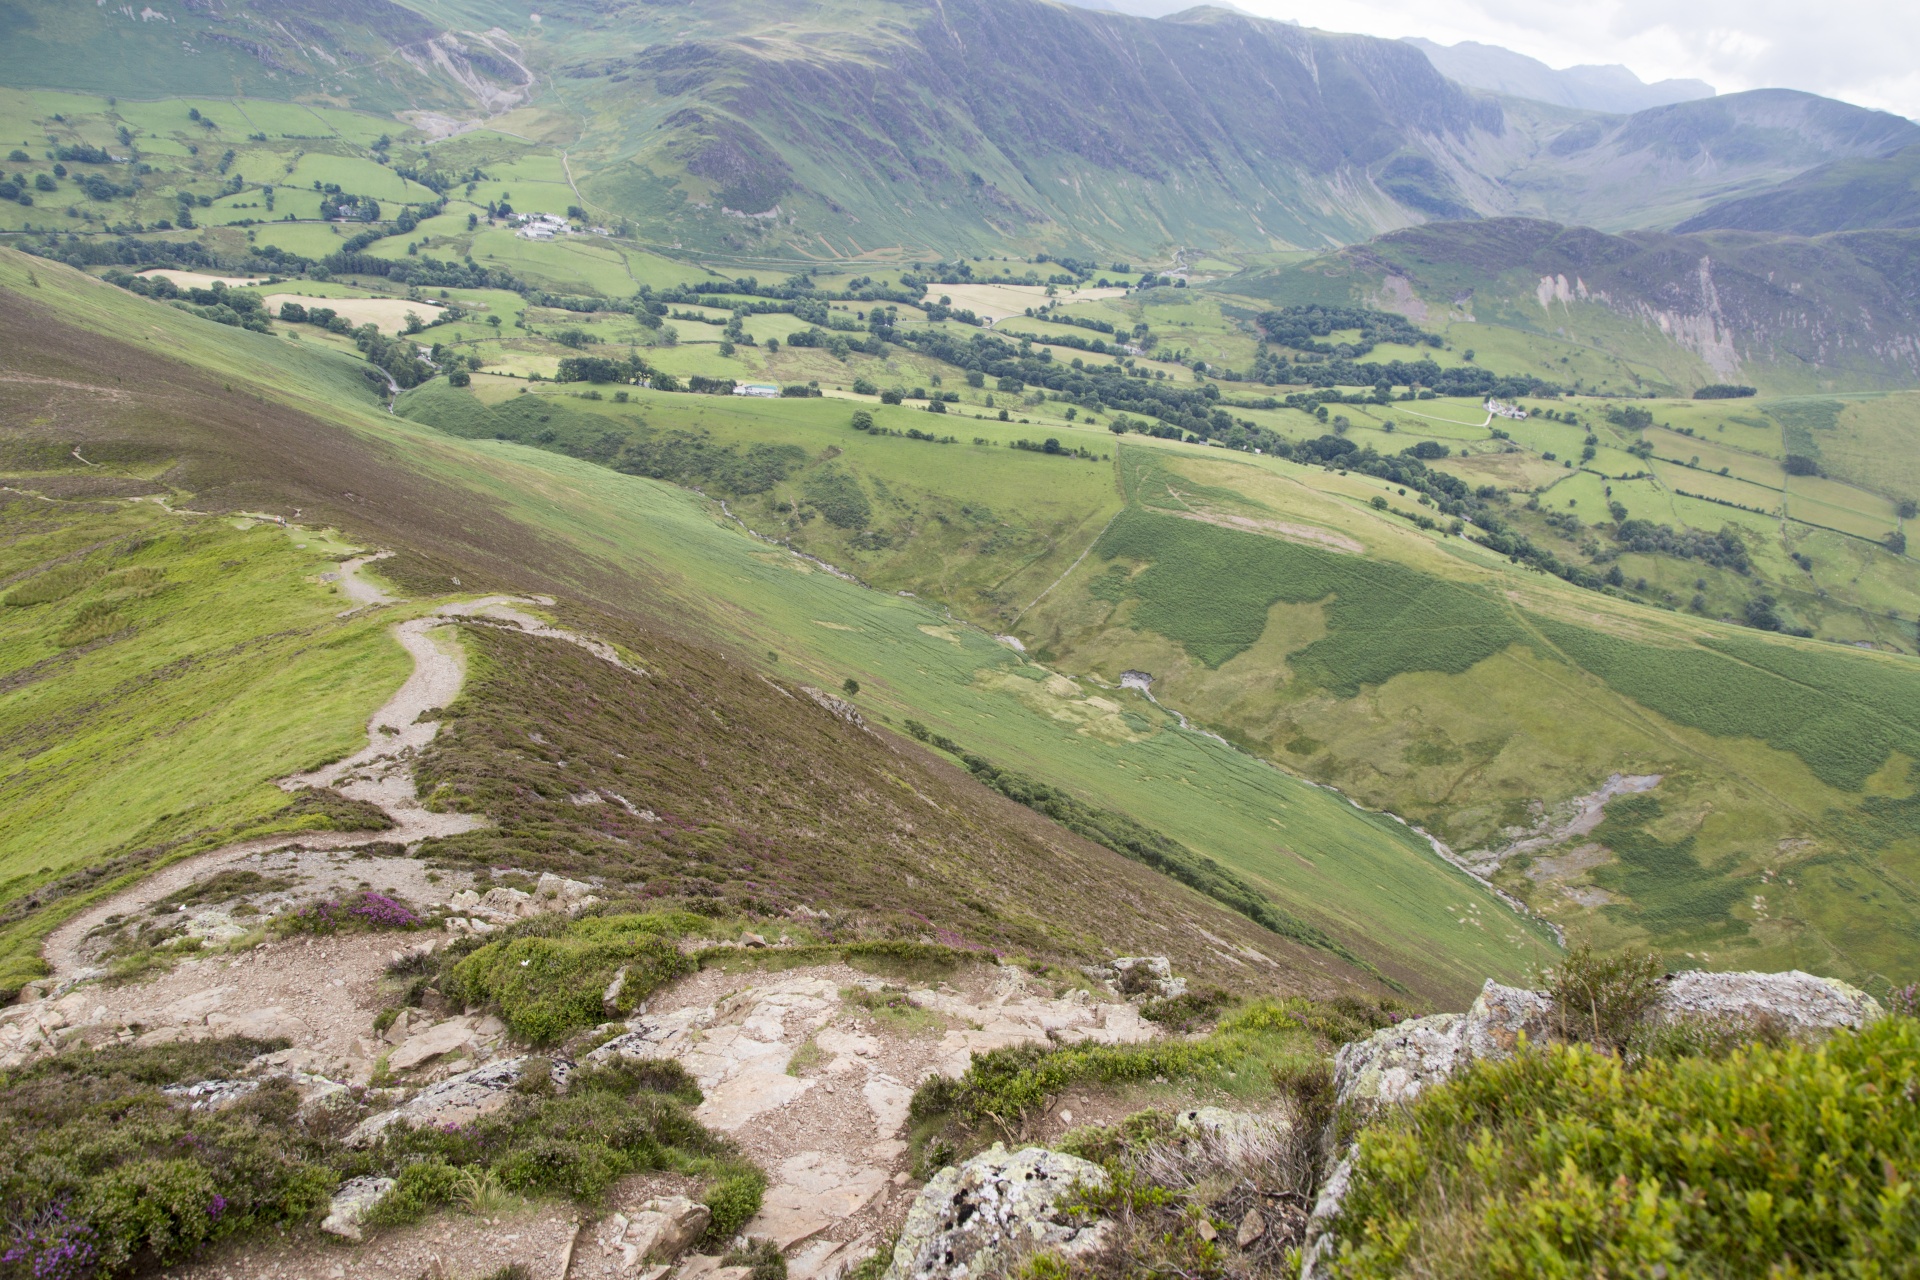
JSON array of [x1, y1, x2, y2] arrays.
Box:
[[1011, 437, 1101, 460], [894, 326, 1238, 441], [102, 271, 270, 333], [556, 354, 648, 384], [1258, 355, 1558, 399], [1029, 309, 1119, 336], [273, 301, 357, 333], [1694, 384, 1757, 399], [321, 250, 522, 293], [355, 327, 435, 390], [1257, 305, 1441, 358], [1612, 520, 1751, 572]]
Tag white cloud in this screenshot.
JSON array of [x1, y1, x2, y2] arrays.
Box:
[[1231, 0, 1920, 119]]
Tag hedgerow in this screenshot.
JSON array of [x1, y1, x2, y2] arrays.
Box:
[[1329, 1016, 1920, 1279]]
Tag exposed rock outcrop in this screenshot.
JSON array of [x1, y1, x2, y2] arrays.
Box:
[[884, 1144, 1111, 1280], [1332, 970, 1880, 1115], [1306, 969, 1887, 1278], [321, 1176, 396, 1242]]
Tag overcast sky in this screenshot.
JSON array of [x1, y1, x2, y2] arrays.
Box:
[[1223, 0, 1920, 120]]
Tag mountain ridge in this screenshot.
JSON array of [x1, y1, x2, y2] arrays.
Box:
[[1406, 38, 1715, 114]]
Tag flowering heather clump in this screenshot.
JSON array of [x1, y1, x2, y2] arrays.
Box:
[[1890, 982, 1920, 1018], [284, 891, 420, 934], [1, 1202, 97, 1280], [349, 892, 421, 929]]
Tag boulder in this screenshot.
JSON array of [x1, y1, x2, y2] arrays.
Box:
[[1089, 956, 1186, 1001], [479, 886, 535, 919], [320, 1176, 395, 1241], [385, 1017, 477, 1072], [536, 871, 596, 906], [1654, 969, 1882, 1033], [346, 1057, 530, 1146], [601, 1196, 711, 1270], [884, 1144, 1110, 1280]]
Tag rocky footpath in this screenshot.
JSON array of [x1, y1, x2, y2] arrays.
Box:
[[67, 944, 1172, 1280]]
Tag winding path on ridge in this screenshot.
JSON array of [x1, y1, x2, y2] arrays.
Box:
[[42, 552, 641, 985]]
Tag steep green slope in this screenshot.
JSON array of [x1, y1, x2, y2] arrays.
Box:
[[382, 351, 1920, 984], [0, 248, 1559, 1002], [1471, 90, 1920, 232]]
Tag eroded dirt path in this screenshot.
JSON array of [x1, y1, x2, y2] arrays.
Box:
[[41, 561, 637, 989]]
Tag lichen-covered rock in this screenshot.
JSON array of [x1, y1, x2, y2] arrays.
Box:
[[884, 1144, 1110, 1280], [346, 1056, 542, 1146], [321, 1175, 395, 1241], [1332, 1012, 1473, 1113], [161, 1077, 260, 1111], [1654, 969, 1882, 1033]]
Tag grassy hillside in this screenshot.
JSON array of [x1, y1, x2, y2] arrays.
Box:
[[380, 316, 1920, 986], [0, 247, 1561, 1004], [380, 354, 1920, 987]]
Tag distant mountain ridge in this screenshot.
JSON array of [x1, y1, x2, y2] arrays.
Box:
[[1676, 143, 1920, 234], [1407, 39, 1714, 114], [2, 0, 1914, 254], [1224, 217, 1920, 392]]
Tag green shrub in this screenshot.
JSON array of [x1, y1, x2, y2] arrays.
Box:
[[3, 562, 104, 607], [446, 912, 698, 1043], [367, 1159, 464, 1226], [909, 999, 1324, 1151], [1546, 945, 1663, 1050], [701, 1167, 768, 1244], [1329, 1016, 1920, 1279], [723, 1237, 788, 1280], [800, 466, 872, 530]]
